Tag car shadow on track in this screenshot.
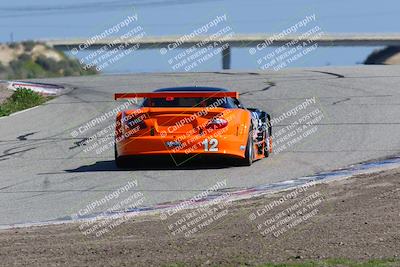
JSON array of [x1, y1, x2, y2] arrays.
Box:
[[65, 157, 235, 172]]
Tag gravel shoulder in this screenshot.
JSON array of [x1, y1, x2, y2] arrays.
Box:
[[1, 168, 399, 266]]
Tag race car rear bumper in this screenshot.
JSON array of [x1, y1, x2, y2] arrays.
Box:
[[116, 134, 247, 159]]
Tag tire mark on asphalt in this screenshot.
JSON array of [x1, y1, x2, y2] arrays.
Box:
[[13, 185, 100, 201], [322, 79, 377, 95], [69, 138, 88, 150], [0, 147, 36, 160], [17, 132, 37, 141], [240, 81, 276, 96], [211, 72, 261, 76], [332, 97, 351, 105], [309, 70, 345, 78], [0, 137, 86, 144]]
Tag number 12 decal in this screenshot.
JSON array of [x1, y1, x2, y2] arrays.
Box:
[[202, 138, 219, 152]]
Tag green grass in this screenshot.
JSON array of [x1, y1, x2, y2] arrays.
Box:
[[0, 89, 51, 117]]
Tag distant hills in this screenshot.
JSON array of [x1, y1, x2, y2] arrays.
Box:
[[0, 41, 97, 80], [364, 46, 400, 65]]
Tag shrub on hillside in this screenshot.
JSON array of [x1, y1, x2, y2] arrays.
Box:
[[22, 41, 36, 52], [0, 42, 99, 79]]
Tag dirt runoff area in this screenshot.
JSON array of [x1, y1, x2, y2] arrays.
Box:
[[1, 168, 400, 267]]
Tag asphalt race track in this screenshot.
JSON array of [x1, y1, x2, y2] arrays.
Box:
[[1, 65, 400, 226]]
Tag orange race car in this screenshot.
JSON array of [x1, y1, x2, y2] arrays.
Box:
[[114, 87, 272, 167]]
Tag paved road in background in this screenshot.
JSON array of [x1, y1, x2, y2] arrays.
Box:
[[1, 66, 400, 226]]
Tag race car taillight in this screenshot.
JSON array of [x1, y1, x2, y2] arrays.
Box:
[[206, 118, 228, 129]]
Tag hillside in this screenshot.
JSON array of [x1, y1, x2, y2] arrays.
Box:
[[364, 46, 400, 65], [0, 41, 97, 79]]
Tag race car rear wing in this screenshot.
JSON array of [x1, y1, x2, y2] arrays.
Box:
[[114, 92, 239, 100]]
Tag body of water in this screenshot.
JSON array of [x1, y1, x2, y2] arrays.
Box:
[[0, 0, 398, 73]]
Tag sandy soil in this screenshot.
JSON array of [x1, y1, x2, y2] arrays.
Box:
[[0, 44, 24, 66], [0, 169, 399, 266], [0, 84, 12, 104], [0, 43, 63, 67]]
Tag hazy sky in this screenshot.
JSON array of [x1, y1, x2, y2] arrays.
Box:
[[0, 0, 398, 72]]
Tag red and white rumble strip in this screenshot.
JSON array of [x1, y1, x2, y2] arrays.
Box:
[[6, 81, 67, 96]]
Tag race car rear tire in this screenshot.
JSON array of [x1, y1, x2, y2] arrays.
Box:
[[238, 130, 254, 166], [115, 144, 128, 168]]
